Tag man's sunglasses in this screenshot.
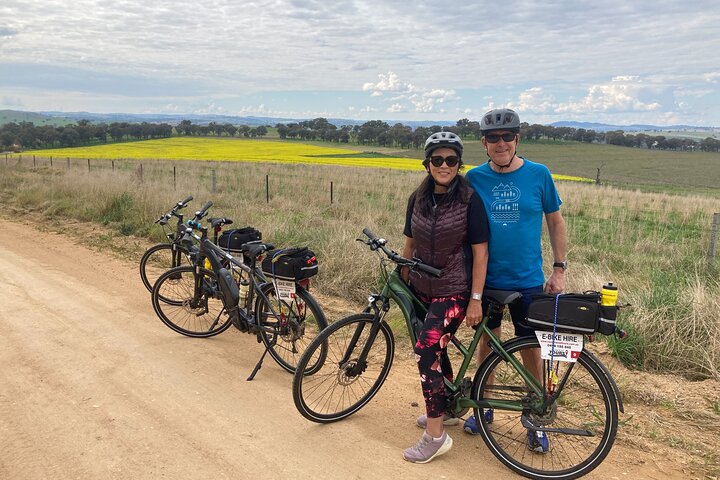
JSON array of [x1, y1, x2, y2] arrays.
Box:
[[485, 132, 517, 143], [429, 155, 460, 167]]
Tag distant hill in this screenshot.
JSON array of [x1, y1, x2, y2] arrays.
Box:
[[549, 120, 718, 132], [5, 109, 716, 132], [0, 110, 73, 126], [37, 111, 456, 129]]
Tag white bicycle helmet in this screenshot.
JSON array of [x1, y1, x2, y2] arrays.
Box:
[[424, 131, 463, 158]]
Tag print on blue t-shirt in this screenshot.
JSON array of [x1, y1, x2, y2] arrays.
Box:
[[466, 159, 562, 290]]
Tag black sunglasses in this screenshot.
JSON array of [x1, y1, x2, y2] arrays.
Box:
[[485, 132, 517, 143], [429, 155, 460, 167]]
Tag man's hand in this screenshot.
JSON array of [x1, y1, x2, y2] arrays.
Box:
[[545, 270, 565, 293], [465, 299, 483, 327]]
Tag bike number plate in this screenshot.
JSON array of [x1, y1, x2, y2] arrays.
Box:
[[275, 279, 296, 301], [535, 331, 583, 363]]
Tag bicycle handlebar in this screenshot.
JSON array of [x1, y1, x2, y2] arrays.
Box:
[[194, 201, 213, 220], [361, 228, 441, 277], [177, 195, 193, 208], [155, 195, 194, 224]]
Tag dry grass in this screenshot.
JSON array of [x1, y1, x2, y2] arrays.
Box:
[[1, 157, 719, 379]]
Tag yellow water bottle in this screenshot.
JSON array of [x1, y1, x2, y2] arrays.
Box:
[[238, 279, 250, 305], [601, 282, 618, 306]]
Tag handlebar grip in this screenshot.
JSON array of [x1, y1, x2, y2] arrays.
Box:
[[417, 263, 442, 277], [362, 227, 377, 240], [178, 195, 193, 207], [196, 201, 213, 218]]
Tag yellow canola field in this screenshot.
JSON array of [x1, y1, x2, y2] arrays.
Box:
[[21, 137, 593, 181], [24, 137, 428, 171]]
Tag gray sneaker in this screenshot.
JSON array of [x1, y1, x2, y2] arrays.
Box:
[[416, 413, 460, 428], [403, 431, 453, 464]]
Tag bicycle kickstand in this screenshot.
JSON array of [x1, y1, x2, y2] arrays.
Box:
[[246, 335, 277, 381]]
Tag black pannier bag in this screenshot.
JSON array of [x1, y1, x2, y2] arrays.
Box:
[[598, 305, 618, 336], [526, 293, 601, 334], [261, 247, 318, 281], [218, 227, 262, 254]]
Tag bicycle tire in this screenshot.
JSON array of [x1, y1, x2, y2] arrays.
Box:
[[254, 284, 328, 374], [292, 313, 395, 423], [471, 336, 618, 480], [139, 243, 192, 295], [151, 265, 233, 338]]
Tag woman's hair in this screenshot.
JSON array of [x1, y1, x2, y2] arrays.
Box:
[[411, 172, 473, 217]]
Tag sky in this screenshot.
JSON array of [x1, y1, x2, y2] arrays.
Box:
[[1, 0, 720, 126]]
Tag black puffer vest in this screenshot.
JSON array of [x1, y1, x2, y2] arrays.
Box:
[[410, 188, 473, 297]]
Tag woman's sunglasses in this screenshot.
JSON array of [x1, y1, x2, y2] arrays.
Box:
[[485, 132, 517, 143], [429, 155, 460, 167]]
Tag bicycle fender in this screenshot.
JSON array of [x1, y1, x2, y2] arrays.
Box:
[[582, 348, 624, 413]]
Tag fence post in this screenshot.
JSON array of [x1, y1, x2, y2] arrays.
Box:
[[266, 175, 270, 203], [112, 160, 115, 172], [87, 158, 90, 172], [33, 155, 36, 167], [50, 156, 53, 167], [330, 181, 334, 204], [211, 169, 217, 193], [709, 213, 720, 265], [139, 163, 143, 182], [173, 165, 177, 191]]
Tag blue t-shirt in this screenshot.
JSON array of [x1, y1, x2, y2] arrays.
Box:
[[465, 158, 562, 290]]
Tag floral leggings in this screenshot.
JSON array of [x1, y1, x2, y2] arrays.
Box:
[[414, 291, 470, 418]]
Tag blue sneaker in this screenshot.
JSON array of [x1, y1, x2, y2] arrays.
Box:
[[463, 409, 493, 435], [527, 429, 549, 453]]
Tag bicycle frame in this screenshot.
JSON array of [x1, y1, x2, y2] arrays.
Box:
[[362, 265, 544, 415]]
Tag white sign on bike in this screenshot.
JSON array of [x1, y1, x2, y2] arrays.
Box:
[[535, 331, 583, 363], [275, 279, 296, 301]]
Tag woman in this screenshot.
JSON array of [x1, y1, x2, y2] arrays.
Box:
[[401, 131, 489, 463]]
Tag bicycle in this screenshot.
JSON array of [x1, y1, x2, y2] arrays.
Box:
[[151, 221, 327, 379], [139, 197, 234, 295], [292, 229, 624, 480]]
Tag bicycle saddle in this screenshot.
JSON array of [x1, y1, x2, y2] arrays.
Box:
[[209, 217, 233, 228], [242, 242, 275, 259], [483, 289, 522, 305]]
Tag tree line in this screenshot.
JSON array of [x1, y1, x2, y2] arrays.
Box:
[[0, 120, 269, 151], [275, 118, 720, 152], [2, 116, 719, 153]]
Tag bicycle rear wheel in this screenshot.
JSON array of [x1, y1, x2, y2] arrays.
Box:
[[140, 243, 191, 295], [151, 266, 233, 338], [255, 284, 328, 374], [292, 313, 394, 423], [471, 336, 618, 480]]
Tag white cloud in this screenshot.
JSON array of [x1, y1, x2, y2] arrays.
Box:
[[556, 77, 661, 114], [704, 72, 720, 83], [387, 103, 405, 113], [363, 72, 459, 113], [505, 87, 557, 113]]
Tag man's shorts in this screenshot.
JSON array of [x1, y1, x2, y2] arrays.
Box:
[[483, 284, 544, 337]]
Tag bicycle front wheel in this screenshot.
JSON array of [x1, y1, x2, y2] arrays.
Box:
[[140, 243, 191, 295], [471, 336, 618, 480], [151, 266, 233, 338], [292, 313, 394, 423], [254, 284, 328, 374]]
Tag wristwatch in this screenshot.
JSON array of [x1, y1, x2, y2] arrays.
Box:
[[470, 292, 483, 301], [553, 260, 568, 271]]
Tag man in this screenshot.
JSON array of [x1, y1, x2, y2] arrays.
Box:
[[464, 108, 567, 454]]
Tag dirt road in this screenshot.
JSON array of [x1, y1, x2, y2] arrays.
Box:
[[0, 220, 689, 479]]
